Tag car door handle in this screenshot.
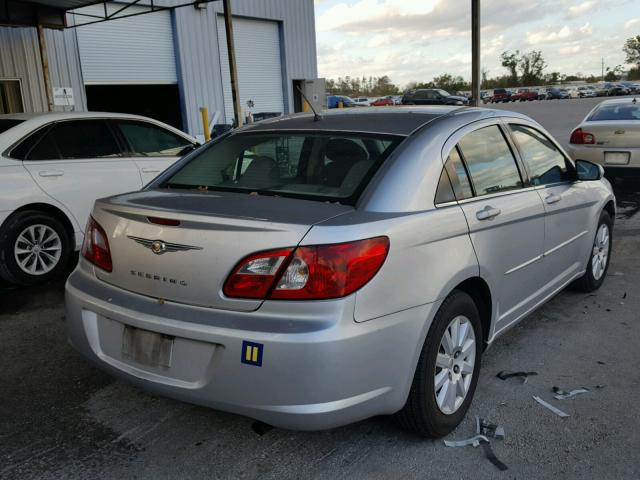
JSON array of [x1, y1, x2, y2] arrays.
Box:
[[38, 170, 64, 177], [141, 168, 161, 173], [545, 193, 562, 204], [476, 206, 501, 221]]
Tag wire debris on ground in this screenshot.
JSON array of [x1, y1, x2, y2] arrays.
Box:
[[533, 396, 570, 417], [552, 386, 590, 400], [496, 370, 538, 383], [444, 417, 508, 471]]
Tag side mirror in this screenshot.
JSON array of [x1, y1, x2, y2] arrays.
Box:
[[576, 159, 604, 181]]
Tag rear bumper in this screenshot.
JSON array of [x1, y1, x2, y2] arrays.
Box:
[[567, 146, 640, 171], [65, 265, 436, 430]]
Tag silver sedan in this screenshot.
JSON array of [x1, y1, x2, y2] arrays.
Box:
[[66, 107, 615, 437], [567, 98, 640, 176]]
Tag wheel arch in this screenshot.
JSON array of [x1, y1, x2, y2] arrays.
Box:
[[452, 277, 492, 349], [1, 203, 78, 249]]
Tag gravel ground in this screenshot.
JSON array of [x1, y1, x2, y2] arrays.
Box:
[[1, 97, 639, 479]]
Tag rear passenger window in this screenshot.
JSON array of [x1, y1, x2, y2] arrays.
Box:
[[29, 120, 122, 160], [457, 125, 522, 196], [435, 147, 473, 204], [510, 124, 572, 185]]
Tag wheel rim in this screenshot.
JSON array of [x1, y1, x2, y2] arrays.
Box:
[[434, 315, 476, 415], [14, 224, 62, 276], [591, 223, 610, 281]]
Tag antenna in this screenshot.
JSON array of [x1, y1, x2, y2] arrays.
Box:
[[296, 85, 322, 122]]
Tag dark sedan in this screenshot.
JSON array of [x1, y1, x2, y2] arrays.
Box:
[[402, 89, 469, 106]]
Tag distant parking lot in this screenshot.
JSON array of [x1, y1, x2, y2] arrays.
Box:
[[1, 97, 639, 480]]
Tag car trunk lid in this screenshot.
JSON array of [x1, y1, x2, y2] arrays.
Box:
[[91, 190, 352, 311], [582, 121, 640, 148]]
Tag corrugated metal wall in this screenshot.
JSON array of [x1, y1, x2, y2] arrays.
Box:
[[173, 0, 317, 134], [0, 26, 86, 113], [1, 0, 317, 135], [0, 27, 48, 112], [44, 27, 87, 111]]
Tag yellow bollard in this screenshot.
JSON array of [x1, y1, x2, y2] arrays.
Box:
[[338, 101, 344, 108], [303, 100, 310, 112], [199, 107, 211, 142]]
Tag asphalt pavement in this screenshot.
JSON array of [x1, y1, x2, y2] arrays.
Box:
[[1, 97, 639, 480]]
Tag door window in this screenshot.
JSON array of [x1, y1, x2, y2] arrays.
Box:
[[435, 147, 473, 204], [25, 120, 122, 160], [457, 125, 523, 196], [510, 124, 572, 185], [114, 120, 193, 157]]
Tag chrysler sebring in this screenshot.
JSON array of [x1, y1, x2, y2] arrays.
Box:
[[66, 107, 614, 437]]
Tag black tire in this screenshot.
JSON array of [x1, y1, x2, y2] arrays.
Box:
[[394, 290, 483, 437], [0, 210, 73, 286], [571, 210, 613, 292]]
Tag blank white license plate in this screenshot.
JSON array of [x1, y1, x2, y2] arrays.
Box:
[[604, 152, 630, 165], [122, 326, 174, 368]]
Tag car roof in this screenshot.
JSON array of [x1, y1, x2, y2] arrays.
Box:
[[596, 98, 639, 106], [241, 106, 462, 136], [239, 106, 523, 137], [0, 111, 165, 122]]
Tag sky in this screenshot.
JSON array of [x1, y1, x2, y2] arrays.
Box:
[[314, 0, 640, 88]]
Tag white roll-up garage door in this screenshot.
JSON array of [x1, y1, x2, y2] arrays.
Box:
[[76, 6, 177, 84], [217, 17, 285, 123]]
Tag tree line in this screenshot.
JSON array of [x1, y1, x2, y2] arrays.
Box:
[[325, 35, 640, 96]]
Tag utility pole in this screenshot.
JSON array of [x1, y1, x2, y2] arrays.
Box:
[[36, 24, 54, 112], [223, 0, 243, 127], [601, 57, 604, 81], [471, 0, 481, 106]]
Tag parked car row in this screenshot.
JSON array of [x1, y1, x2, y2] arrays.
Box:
[[327, 95, 402, 109], [483, 82, 639, 103]]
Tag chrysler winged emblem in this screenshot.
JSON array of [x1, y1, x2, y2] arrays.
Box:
[[127, 236, 203, 255]]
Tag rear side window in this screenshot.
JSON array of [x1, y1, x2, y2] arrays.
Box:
[[457, 125, 522, 196], [162, 132, 401, 205], [510, 124, 571, 185], [587, 103, 640, 121], [10, 127, 49, 159], [435, 147, 473, 204], [24, 120, 122, 160], [115, 120, 193, 156]]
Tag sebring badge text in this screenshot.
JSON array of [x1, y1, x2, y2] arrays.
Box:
[[130, 270, 188, 287]]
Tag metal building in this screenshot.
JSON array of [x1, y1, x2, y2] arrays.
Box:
[[0, 0, 318, 136]]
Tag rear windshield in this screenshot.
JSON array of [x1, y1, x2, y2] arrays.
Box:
[[160, 132, 402, 205], [588, 103, 640, 121], [0, 119, 24, 134]]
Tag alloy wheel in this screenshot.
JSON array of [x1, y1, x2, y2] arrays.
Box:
[[434, 315, 476, 415], [14, 224, 62, 276], [591, 223, 610, 281]]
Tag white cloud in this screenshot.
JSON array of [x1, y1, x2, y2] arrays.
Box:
[[625, 18, 640, 29], [567, 1, 595, 17], [526, 23, 592, 45]]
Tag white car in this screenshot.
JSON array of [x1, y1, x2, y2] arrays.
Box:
[[352, 97, 371, 107], [576, 86, 597, 98], [0, 112, 198, 285]]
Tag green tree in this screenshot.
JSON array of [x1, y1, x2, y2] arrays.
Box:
[[519, 51, 547, 86], [623, 35, 640, 69], [500, 50, 520, 85]]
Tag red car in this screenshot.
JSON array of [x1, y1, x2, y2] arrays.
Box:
[[370, 97, 395, 106], [511, 88, 538, 102]]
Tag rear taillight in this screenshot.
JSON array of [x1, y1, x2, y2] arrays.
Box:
[[223, 237, 389, 300], [81, 216, 112, 272], [569, 128, 595, 145]]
